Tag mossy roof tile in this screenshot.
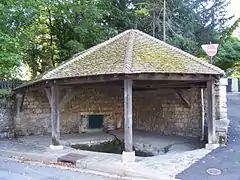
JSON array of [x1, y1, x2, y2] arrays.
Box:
[[16, 29, 224, 89]]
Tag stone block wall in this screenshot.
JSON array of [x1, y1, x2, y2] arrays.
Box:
[[215, 78, 229, 144], [15, 90, 51, 136], [15, 84, 203, 138], [133, 88, 202, 137], [60, 86, 123, 134], [0, 97, 13, 138], [215, 79, 228, 121]]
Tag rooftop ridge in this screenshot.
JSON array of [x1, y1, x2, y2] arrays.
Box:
[[124, 29, 135, 73], [42, 29, 132, 79], [133, 29, 225, 75]]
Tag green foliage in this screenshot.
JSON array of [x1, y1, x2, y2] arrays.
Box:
[[1, 0, 239, 78], [134, 0, 232, 55], [0, 89, 12, 98], [0, 1, 22, 79], [215, 37, 240, 71], [0, 32, 22, 79], [1, 0, 135, 78]]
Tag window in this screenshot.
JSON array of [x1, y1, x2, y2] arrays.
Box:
[[88, 115, 104, 129]]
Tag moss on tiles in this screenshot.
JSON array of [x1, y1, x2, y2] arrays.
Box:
[[132, 35, 209, 74], [54, 34, 129, 78], [18, 29, 222, 89]]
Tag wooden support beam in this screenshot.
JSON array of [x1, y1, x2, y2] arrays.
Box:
[[207, 80, 216, 144], [51, 84, 60, 145], [15, 92, 25, 116], [174, 90, 191, 108], [59, 89, 75, 108], [60, 82, 206, 89], [134, 80, 207, 88], [131, 73, 215, 81], [19, 91, 25, 112], [14, 73, 218, 91], [54, 73, 215, 86], [44, 88, 51, 104], [124, 79, 133, 152]]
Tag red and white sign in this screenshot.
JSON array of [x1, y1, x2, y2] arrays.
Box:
[[201, 44, 219, 57]]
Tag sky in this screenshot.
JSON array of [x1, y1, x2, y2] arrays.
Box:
[[228, 0, 240, 38], [228, 0, 240, 21]]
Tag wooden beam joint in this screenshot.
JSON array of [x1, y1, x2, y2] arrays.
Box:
[[59, 89, 75, 108], [174, 90, 191, 108]]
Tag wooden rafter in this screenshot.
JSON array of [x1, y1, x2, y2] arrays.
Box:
[[174, 89, 191, 108], [44, 88, 51, 105]]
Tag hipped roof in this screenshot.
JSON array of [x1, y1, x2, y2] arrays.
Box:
[[16, 29, 224, 89]]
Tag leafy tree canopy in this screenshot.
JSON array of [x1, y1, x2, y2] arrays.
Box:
[[0, 0, 239, 79]]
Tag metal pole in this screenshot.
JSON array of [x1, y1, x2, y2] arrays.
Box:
[[163, 0, 166, 42], [210, 56, 213, 64], [153, 10, 156, 37]]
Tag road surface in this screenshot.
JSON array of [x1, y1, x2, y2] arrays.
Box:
[[177, 93, 240, 180], [0, 157, 115, 180]]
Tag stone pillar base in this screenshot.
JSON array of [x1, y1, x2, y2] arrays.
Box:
[[49, 145, 64, 150], [122, 151, 135, 163], [205, 143, 219, 150]]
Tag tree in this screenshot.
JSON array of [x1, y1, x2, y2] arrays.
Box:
[[133, 0, 232, 55], [2, 0, 136, 78], [0, 1, 23, 79], [0, 0, 237, 79], [0, 32, 22, 79], [214, 37, 240, 72]]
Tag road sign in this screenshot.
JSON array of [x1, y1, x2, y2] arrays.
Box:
[[201, 44, 219, 57]]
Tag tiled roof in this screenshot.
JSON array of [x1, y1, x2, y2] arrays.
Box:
[[17, 29, 225, 88]]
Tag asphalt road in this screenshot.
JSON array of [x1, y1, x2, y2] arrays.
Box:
[[177, 93, 240, 180], [0, 157, 115, 180]]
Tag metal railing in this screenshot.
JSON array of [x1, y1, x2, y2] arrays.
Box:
[[0, 79, 24, 90]]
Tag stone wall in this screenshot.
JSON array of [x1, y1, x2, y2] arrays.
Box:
[[215, 78, 229, 144], [133, 88, 202, 137], [15, 90, 51, 136], [15, 84, 202, 138], [215, 79, 228, 121], [0, 97, 13, 138], [61, 86, 123, 134]]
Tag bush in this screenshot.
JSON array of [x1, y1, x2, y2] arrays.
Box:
[[0, 89, 12, 98]]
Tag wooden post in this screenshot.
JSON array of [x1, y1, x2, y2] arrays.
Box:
[[124, 79, 133, 152], [51, 83, 60, 145], [207, 80, 216, 144]]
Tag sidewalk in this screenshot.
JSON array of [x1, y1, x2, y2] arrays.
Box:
[[0, 136, 211, 180]]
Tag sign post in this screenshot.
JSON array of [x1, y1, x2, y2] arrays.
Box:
[[201, 44, 219, 64]]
